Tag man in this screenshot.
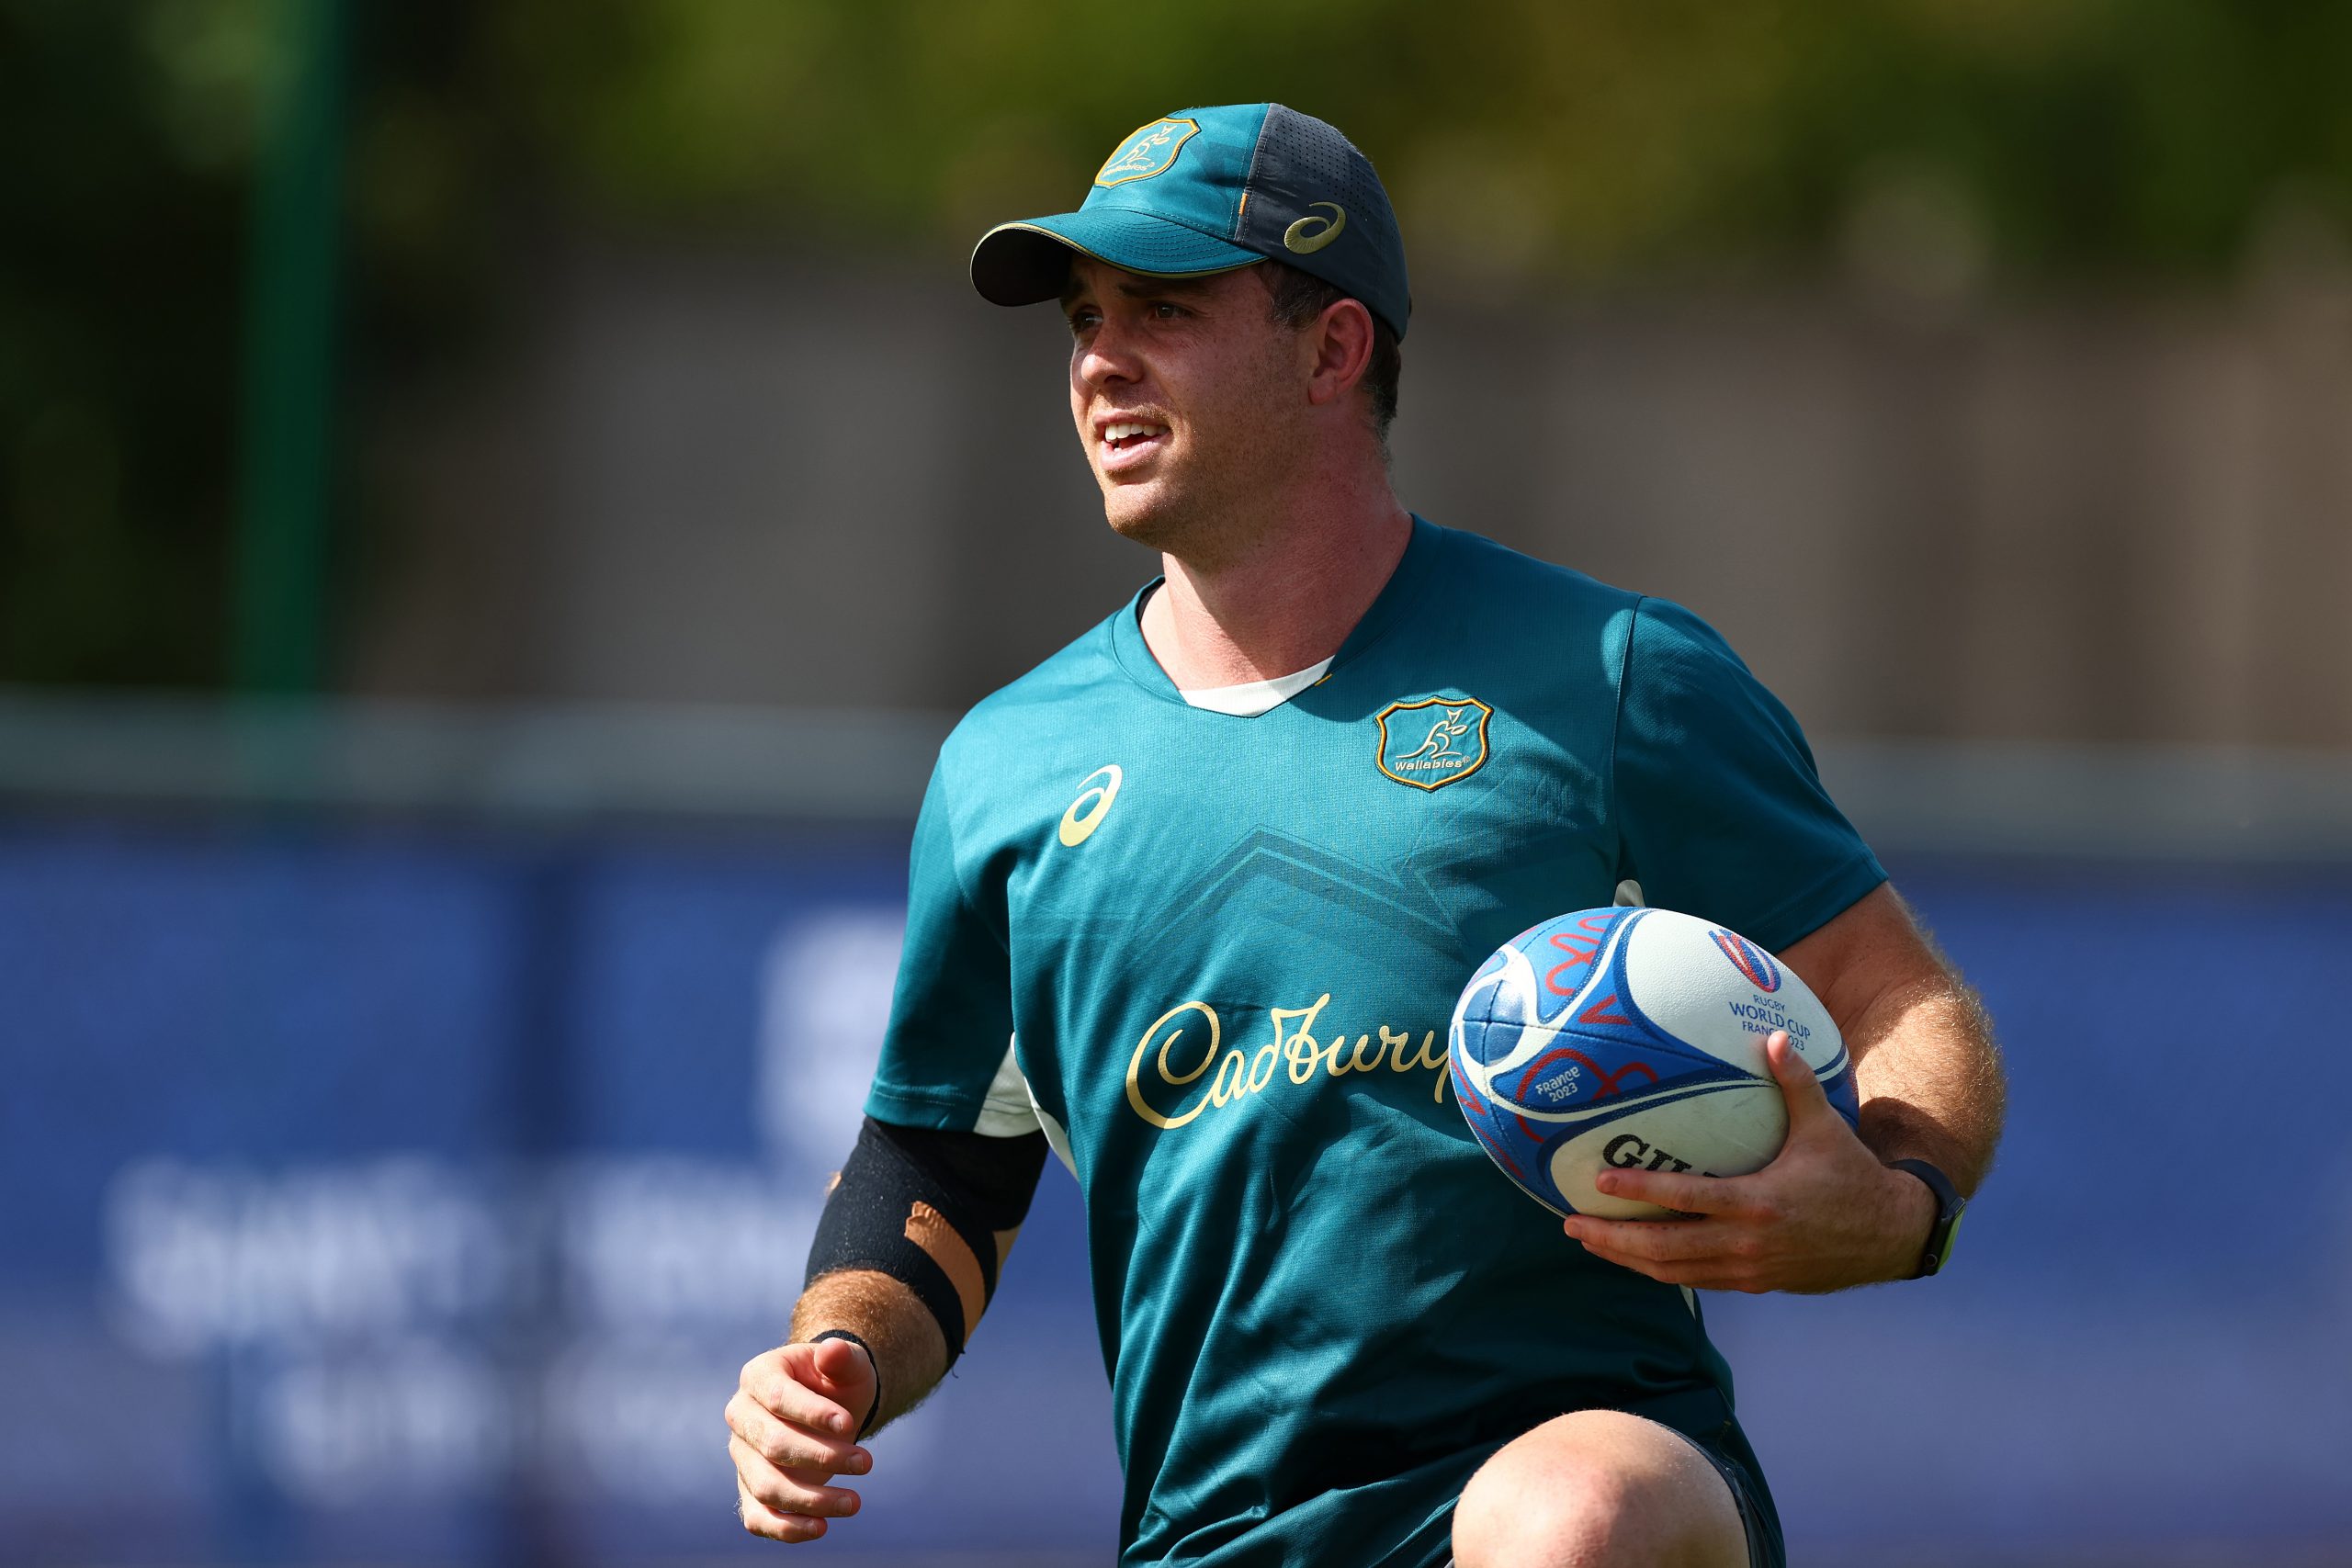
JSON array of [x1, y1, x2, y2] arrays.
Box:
[[726, 104, 2002, 1567]]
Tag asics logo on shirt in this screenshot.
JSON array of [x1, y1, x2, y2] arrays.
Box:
[[1058, 764, 1124, 847]]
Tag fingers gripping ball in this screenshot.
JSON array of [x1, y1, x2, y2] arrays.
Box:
[[1447, 908, 1859, 1219]]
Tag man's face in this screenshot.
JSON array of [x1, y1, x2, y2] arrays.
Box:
[[1061, 258, 1308, 559]]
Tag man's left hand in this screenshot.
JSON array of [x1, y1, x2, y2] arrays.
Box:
[[1559, 1031, 1936, 1293]]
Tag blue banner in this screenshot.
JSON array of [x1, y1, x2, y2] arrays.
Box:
[[4, 820, 2347, 1562]]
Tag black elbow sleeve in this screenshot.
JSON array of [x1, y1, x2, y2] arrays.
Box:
[[805, 1117, 1047, 1364]]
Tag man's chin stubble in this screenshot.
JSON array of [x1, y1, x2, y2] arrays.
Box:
[[1100, 485, 1189, 555], [1103, 502, 1266, 578], [1096, 447, 1274, 568]]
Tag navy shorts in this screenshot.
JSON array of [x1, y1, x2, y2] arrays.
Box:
[[1668, 1419, 1782, 1568]]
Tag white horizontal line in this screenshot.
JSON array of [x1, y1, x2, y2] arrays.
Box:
[[3, 688, 2348, 857]]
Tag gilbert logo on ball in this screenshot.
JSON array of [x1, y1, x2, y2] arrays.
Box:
[[1447, 907, 1858, 1220]]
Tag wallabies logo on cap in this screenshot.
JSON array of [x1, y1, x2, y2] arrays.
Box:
[[1096, 118, 1200, 186]]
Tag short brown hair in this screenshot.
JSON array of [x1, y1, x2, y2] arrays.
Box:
[[1261, 263, 1402, 448]]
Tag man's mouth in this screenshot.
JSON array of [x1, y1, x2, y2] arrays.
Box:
[[1097, 417, 1171, 468]]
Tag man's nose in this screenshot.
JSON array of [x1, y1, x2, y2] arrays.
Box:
[[1078, 322, 1143, 389]]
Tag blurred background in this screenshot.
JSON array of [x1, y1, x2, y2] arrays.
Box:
[[5, 1, 2350, 1563]]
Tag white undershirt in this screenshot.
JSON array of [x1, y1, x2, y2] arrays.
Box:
[[1176, 657, 1334, 716], [1137, 583, 1335, 716]]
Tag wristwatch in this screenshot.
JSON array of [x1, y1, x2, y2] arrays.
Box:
[[1890, 1158, 1966, 1279]]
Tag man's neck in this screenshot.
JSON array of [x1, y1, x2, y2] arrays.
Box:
[[1138, 491, 1414, 691]]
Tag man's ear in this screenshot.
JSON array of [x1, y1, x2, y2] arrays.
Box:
[[1306, 297, 1376, 410]]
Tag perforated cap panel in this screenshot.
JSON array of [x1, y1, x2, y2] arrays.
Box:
[[1237, 105, 1411, 338]]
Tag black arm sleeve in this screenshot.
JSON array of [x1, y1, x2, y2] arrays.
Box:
[[804, 1117, 1048, 1364]]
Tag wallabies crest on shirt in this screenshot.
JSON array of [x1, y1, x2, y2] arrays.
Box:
[[1374, 695, 1492, 791]]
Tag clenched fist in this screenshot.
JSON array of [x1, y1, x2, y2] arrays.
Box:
[[727, 1338, 879, 1543]]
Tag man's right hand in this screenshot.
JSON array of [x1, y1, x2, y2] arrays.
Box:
[[728, 1338, 877, 1543]]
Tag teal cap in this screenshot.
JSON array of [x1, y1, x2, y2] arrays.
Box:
[[970, 104, 1411, 340]]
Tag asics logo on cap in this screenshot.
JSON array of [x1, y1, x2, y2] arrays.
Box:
[[1283, 202, 1347, 254]]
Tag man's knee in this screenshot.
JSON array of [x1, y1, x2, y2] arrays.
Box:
[[1452, 1415, 1745, 1568], [1455, 1446, 1649, 1568]]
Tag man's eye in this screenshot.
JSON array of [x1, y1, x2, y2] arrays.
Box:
[[1067, 310, 1100, 333], [1151, 301, 1185, 320]]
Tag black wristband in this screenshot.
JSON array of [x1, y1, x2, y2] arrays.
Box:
[[1890, 1158, 1966, 1280], [808, 1329, 882, 1438]]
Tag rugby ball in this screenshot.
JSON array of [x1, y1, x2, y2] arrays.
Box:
[[1448, 907, 1857, 1220]]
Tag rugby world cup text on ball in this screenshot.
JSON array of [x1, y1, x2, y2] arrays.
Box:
[[1728, 993, 1812, 1043], [1125, 993, 1449, 1130]]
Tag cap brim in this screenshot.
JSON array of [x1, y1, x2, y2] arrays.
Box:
[[970, 210, 1261, 307]]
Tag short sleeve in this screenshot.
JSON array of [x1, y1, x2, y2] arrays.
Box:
[[865, 754, 1027, 1132], [1611, 597, 1886, 952]]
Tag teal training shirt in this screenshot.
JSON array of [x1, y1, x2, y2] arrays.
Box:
[[866, 518, 1886, 1566]]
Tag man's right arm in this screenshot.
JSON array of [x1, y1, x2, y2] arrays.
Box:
[[726, 1269, 947, 1544], [730, 744, 1044, 1543], [729, 1117, 1048, 1544]]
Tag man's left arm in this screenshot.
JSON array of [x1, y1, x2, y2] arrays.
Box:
[[1560, 884, 2006, 1293]]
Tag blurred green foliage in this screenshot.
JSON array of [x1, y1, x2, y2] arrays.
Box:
[[5, 0, 2348, 689], [2, 0, 250, 685], [495, 0, 2352, 278]]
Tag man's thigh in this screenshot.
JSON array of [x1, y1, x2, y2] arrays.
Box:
[[1450, 1409, 1756, 1568]]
